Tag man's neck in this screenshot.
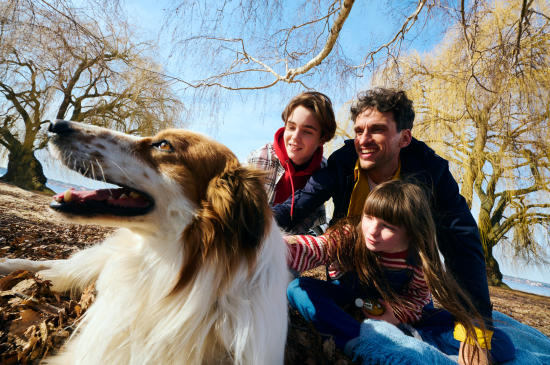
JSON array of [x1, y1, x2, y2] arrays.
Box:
[[365, 159, 399, 184]]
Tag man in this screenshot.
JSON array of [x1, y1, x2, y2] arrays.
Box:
[[273, 88, 495, 362]]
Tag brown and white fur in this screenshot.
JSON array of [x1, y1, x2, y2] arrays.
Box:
[[0, 120, 288, 365]]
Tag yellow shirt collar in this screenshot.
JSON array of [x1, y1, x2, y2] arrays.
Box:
[[347, 158, 401, 217]]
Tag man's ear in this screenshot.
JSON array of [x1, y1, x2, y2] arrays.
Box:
[[318, 135, 328, 147], [399, 129, 412, 148]]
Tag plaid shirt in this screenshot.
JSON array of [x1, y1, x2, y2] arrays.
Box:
[[246, 142, 327, 234]]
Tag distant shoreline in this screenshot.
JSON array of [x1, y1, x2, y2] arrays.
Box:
[[503, 275, 550, 289], [1, 167, 94, 193], [503, 280, 550, 297]]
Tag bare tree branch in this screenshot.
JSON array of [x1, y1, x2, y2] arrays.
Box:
[[349, 0, 428, 71]]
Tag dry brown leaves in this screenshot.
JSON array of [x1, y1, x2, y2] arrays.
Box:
[[0, 182, 114, 262], [490, 286, 550, 337], [0, 271, 95, 364], [0, 213, 114, 262], [285, 306, 357, 365]]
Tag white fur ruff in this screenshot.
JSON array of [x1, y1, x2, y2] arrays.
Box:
[[41, 225, 287, 365]]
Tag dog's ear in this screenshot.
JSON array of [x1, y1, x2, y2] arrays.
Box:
[[173, 160, 271, 294], [206, 160, 271, 252]]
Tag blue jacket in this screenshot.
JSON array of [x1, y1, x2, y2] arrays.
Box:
[[273, 138, 493, 318]]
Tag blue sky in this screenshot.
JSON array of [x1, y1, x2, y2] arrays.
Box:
[[2, 0, 548, 283]]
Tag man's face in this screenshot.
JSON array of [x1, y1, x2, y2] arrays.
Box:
[[353, 108, 410, 172]]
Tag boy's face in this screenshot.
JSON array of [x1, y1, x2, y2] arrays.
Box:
[[361, 214, 409, 253], [284, 105, 325, 166]]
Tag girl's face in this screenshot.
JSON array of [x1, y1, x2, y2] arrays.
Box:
[[361, 214, 409, 253], [283, 106, 326, 166]]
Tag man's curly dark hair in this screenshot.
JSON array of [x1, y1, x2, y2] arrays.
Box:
[[350, 88, 415, 131]]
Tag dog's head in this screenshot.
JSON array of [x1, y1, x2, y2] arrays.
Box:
[[48, 120, 272, 288]]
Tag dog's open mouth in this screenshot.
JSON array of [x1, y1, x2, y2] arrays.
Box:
[[50, 186, 154, 217]]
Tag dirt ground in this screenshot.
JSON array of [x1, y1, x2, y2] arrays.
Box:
[[1, 182, 549, 364]]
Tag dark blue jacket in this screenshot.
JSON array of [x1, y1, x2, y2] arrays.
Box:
[[273, 138, 493, 318]]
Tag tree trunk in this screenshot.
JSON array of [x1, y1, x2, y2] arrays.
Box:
[[485, 244, 510, 289], [0, 145, 55, 195]]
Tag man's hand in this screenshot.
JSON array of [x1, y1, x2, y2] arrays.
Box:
[[458, 342, 489, 365], [362, 299, 400, 325]]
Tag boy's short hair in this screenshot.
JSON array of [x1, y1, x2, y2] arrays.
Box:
[[350, 88, 415, 131], [281, 91, 337, 142]]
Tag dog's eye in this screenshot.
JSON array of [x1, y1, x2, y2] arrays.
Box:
[[152, 141, 172, 151]]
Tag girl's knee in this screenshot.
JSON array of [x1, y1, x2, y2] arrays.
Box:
[[287, 279, 300, 307], [489, 328, 516, 364], [287, 277, 316, 308], [287, 278, 324, 322]]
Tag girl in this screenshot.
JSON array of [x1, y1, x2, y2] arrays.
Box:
[[286, 179, 515, 364], [247, 91, 336, 235]]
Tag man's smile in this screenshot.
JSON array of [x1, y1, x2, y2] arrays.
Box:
[[359, 146, 379, 156]]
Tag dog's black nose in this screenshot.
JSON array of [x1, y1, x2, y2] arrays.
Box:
[[49, 119, 72, 134]]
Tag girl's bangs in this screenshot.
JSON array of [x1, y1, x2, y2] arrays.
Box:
[[363, 186, 406, 227]]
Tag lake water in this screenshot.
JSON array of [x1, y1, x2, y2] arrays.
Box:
[[46, 183, 66, 194], [503, 280, 550, 297]]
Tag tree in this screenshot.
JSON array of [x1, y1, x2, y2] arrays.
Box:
[[163, 0, 431, 89], [8, 0, 534, 129], [0, 1, 185, 193], [373, 0, 550, 286], [146, 0, 447, 122]]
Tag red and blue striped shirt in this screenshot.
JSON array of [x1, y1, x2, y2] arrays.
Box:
[[284, 233, 431, 324]]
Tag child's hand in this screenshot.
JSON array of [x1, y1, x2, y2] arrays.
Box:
[[458, 342, 489, 365], [362, 299, 400, 325]]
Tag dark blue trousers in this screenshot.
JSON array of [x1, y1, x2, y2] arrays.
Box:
[[287, 269, 412, 350]]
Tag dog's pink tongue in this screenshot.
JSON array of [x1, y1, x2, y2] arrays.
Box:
[[52, 188, 149, 208]]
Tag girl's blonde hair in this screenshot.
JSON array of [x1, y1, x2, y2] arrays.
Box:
[[328, 179, 488, 362]]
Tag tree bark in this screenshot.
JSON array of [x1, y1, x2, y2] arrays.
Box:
[[485, 243, 510, 288], [0, 145, 54, 195]]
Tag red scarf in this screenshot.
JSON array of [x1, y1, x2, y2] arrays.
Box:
[[273, 127, 324, 219]]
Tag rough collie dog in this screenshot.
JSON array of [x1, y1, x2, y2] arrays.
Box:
[[0, 120, 288, 365]]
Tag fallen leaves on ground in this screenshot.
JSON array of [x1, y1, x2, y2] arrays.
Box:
[[0, 271, 94, 364], [490, 286, 550, 337], [284, 305, 358, 365], [0, 212, 114, 261]]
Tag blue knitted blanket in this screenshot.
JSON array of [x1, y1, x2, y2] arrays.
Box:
[[353, 311, 550, 365]]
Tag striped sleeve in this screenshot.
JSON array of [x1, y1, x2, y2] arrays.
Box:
[[396, 266, 431, 324], [284, 234, 335, 272]]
